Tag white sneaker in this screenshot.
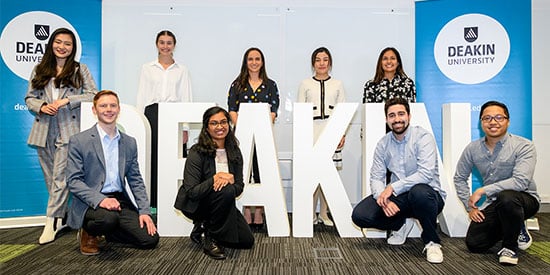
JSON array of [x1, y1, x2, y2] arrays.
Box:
[[387, 219, 414, 245], [423, 241, 443, 263], [498, 247, 518, 265], [518, 221, 532, 250]]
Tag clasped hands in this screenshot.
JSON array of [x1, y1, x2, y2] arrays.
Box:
[[213, 172, 234, 191], [377, 185, 400, 217], [40, 98, 70, 115]]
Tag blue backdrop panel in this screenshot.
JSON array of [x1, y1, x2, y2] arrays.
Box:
[[0, 0, 101, 218], [415, 0, 532, 191]]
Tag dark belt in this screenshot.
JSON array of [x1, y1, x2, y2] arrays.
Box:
[[103, 192, 125, 199]]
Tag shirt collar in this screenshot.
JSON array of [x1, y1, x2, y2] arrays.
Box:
[[483, 132, 510, 146], [96, 124, 120, 141], [312, 76, 331, 82], [152, 60, 179, 70], [383, 73, 403, 82]]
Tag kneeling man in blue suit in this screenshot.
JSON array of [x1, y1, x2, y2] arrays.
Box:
[[66, 90, 159, 255]]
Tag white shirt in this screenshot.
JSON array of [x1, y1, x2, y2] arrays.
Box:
[[215, 149, 229, 173], [136, 60, 193, 112], [49, 78, 60, 100]]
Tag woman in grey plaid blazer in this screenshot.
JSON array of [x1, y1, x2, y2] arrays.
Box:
[[25, 28, 97, 245]]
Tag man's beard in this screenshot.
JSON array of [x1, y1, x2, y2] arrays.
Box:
[[391, 121, 409, 135]]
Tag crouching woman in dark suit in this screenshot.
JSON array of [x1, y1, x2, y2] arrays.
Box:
[[175, 106, 254, 260]]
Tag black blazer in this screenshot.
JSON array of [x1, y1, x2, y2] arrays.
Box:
[[174, 144, 244, 217]]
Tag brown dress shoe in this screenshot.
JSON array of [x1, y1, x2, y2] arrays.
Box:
[[79, 229, 100, 256]]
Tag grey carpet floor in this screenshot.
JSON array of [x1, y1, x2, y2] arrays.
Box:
[[1, 213, 550, 275]]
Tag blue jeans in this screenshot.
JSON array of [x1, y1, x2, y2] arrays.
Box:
[[465, 190, 539, 253], [352, 184, 445, 244]]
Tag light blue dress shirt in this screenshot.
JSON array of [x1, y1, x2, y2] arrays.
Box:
[[97, 125, 123, 193], [370, 125, 446, 200], [454, 133, 539, 210]]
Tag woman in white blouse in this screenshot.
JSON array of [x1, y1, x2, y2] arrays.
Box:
[[136, 30, 193, 208]]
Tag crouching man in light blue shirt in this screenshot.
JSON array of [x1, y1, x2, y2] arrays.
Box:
[[454, 100, 539, 266], [352, 98, 446, 264]]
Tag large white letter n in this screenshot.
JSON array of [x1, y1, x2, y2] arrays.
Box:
[[292, 103, 362, 237]]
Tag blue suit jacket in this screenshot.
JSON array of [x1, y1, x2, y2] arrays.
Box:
[[66, 125, 151, 229]]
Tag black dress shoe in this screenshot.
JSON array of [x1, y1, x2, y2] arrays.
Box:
[[190, 222, 205, 245], [203, 235, 226, 260]]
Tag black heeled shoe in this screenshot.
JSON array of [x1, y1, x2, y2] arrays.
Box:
[[203, 234, 226, 260], [190, 222, 205, 245], [250, 223, 264, 232]]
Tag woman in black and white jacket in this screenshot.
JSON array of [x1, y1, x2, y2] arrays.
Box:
[[297, 47, 346, 227]]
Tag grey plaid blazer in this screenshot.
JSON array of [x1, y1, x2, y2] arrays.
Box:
[[25, 63, 97, 147]]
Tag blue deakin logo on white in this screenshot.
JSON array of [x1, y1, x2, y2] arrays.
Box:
[[0, 11, 81, 81], [434, 13, 510, 85]]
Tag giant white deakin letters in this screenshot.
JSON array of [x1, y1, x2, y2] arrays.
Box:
[[81, 102, 472, 238]]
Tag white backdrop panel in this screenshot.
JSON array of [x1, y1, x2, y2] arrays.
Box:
[[101, 0, 415, 206]]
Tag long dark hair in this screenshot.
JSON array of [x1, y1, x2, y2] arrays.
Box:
[[196, 107, 240, 160], [233, 47, 269, 92], [31, 28, 82, 90], [372, 47, 407, 83]]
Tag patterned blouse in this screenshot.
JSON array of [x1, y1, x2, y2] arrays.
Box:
[[227, 78, 280, 114], [362, 73, 416, 103]]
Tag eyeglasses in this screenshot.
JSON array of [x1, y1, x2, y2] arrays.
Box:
[[481, 114, 508, 123], [208, 120, 228, 127]]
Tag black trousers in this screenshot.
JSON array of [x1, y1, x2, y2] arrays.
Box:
[[465, 190, 539, 252], [82, 193, 159, 249], [184, 186, 254, 249], [352, 184, 445, 244], [144, 104, 158, 208]]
